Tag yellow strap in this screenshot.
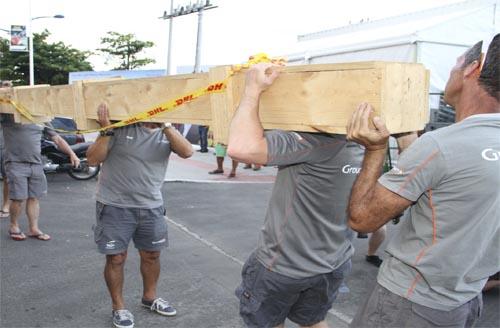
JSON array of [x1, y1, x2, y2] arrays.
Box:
[[0, 53, 286, 134]]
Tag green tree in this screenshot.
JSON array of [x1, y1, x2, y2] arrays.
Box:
[[0, 30, 93, 86], [98, 31, 155, 70]]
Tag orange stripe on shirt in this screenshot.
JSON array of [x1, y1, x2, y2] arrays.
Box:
[[397, 150, 439, 195]]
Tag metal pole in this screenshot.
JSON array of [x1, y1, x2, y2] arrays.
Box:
[[166, 0, 174, 75], [194, 7, 204, 73], [29, 0, 34, 85]]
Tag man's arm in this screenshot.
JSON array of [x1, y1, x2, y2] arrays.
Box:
[[346, 103, 413, 233], [51, 134, 80, 168], [163, 124, 193, 159], [227, 63, 280, 165], [87, 104, 112, 166]]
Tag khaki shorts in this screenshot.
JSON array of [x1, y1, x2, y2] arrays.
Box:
[[350, 283, 482, 328], [5, 162, 47, 200], [94, 202, 168, 255]]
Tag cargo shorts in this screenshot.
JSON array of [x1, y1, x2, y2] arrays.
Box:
[[350, 283, 483, 328], [235, 252, 351, 327], [93, 202, 169, 255], [5, 162, 47, 200]]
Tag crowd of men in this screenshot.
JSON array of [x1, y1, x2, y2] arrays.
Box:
[[0, 33, 498, 328]]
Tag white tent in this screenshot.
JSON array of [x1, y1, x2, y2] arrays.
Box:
[[287, 0, 499, 102]]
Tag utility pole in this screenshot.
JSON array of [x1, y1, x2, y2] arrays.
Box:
[[159, 0, 217, 75]]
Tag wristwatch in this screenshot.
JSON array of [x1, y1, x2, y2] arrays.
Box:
[[99, 129, 114, 137]]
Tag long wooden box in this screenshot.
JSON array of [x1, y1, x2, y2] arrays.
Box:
[[210, 62, 430, 143], [0, 62, 429, 142]]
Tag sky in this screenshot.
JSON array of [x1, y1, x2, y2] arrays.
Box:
[[0, 0, 466, 73]]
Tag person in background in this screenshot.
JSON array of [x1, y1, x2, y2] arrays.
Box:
[[209, 143, 239, 178]]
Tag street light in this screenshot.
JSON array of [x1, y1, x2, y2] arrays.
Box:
[[29, 14, 64, 85], [160, 0, 218, 74]]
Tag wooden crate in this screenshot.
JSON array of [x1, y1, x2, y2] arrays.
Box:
[[0, 61, 429, 142], [210, 61, 430, 144]]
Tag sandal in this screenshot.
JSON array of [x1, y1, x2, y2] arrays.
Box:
[[0, 210, 9, 218], [27, 233, 51, 241], [208, 169, 224, 175], [9, 230, 26, 241]]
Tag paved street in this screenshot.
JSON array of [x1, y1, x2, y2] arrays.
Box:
[[0, 149, 498, 328]]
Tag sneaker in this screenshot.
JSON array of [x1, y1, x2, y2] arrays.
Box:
[[365, 255, 383, 268], [112, 309, 134, 328], [142, 297, 177, 316], [357, 232, 368, 239]]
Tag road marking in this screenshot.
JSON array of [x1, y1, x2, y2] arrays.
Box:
[[328, 308, 353, 325], [167, 216, 354, 325], [166, 216, 244, 266]]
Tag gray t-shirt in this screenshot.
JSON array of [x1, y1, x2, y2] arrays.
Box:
[[377, 113, 500, 311], [0, 114, 56, 164], [255, 131, 364, 279], [96, 124, 171, 208]]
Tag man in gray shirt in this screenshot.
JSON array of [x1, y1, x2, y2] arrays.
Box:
[[228, 64, 365, 328], [87, 104, 193, 328], [347, 35, 500, 326], [1, 114, 80, 241]]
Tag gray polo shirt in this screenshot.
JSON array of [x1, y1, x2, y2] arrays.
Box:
[[377, 113, 500, 311], [0, 114, 56, 164], [96, 124, 171, 209], [255, 131, 364, 279]]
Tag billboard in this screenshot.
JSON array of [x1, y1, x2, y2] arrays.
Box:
[[10, 25, 28, 52]]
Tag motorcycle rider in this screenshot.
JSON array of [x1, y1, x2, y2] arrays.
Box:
[[0, 114, 80, 241]]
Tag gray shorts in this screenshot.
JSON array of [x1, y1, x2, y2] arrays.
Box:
[[5, 162, 47, 200], [350, 283, 482, 328], [235, 252, 351, 327], [94, 202, 169, 255]]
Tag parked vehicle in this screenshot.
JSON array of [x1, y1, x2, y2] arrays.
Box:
[[41, 138, 99, 180], [48, 117, 85, 145]]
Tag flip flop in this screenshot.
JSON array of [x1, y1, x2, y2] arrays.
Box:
[[208, 169, 224, 175], [27, 233, 51, 241], [0, 210, 10, 218], [228, 172, 236, 178], [9, 230, 26, 241]]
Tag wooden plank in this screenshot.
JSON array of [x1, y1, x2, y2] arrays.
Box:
[[82, 73, 211, 125], [0, 61, 429, 141], [209, 66, 238, 144]]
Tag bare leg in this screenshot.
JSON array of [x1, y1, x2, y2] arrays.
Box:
[[25, 197, 47, 234], [139, 250, 161, 301], [2, 179, 9, 213], [9, 199, 23, 232], [105, 252, 128, 310], [368, 226, 386, 256], [209, 157, 225, 174], [229, 160, 238, 178]]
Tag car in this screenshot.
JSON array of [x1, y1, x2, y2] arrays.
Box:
[[46, 117, 85, 145]]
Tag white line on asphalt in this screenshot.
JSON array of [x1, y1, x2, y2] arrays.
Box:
[[167, 216, 354, 325], [166, 216, 244, 266], [328, 308, 353, 325]]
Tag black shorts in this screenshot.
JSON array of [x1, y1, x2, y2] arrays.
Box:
[[235, 252, 351, 327]]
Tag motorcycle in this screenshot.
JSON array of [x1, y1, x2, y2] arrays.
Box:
[[41, 139, 100, 180]]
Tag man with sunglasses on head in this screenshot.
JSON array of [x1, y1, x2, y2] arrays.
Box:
[[347, 34, 500, 327]]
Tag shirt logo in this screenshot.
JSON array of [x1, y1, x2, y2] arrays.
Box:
[[390, 167, 404, 175], [481, 148, 500, 161], [342, 165, 361, 174]]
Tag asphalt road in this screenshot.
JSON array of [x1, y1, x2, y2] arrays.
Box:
[[0, 174, 498, 328]]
